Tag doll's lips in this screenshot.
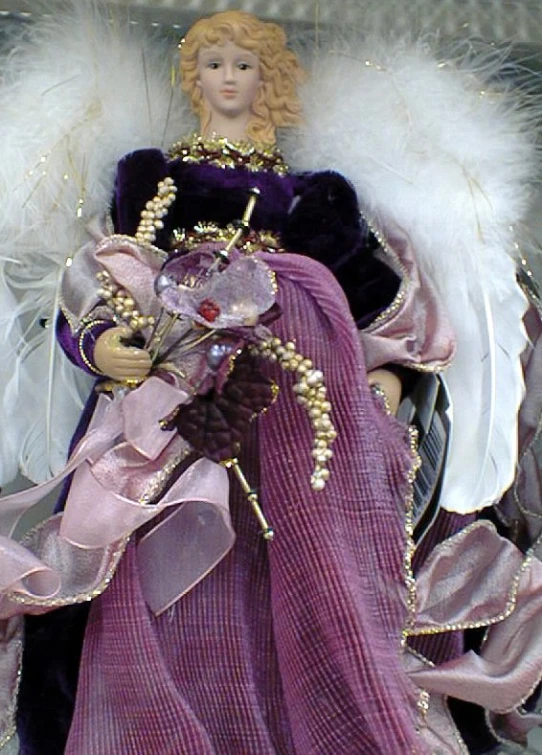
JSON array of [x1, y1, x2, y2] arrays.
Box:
[[221, 89, 237, 97]]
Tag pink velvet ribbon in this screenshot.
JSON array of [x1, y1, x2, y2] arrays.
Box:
[[0, 376, 234, 618]]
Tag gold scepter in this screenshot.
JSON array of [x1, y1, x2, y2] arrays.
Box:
[[212, 186, 261, 266], [218, 188, 274, 541], [222, 457, 274, 541]]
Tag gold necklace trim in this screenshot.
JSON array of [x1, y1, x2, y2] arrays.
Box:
[[168, 134, 289, 176]]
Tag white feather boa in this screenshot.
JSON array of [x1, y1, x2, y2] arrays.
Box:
[[282, 37, 536, 513], [0, 2, 193, 484]]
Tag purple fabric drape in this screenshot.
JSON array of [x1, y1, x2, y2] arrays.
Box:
[[64, 255, 425, 754]]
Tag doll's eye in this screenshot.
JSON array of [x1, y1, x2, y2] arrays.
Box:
[[207, 61, 221, 70], [237, 62, 252, 71]]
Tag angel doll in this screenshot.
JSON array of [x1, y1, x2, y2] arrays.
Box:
[[1, 7, 542, 755]]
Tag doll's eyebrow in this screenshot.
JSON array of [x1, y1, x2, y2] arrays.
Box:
[[199, 51, 223, 61], [199, 48, 258, 63]]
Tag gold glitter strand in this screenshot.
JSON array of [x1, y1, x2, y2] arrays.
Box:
[[0, 619, 23, 751], [402, 425, 421, 644], [370, 383, 392, 416], [77, 319, 110, 375]]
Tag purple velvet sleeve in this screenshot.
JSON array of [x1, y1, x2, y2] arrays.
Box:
[[284, 172, 401, 327], [55, 311, 114, 376]]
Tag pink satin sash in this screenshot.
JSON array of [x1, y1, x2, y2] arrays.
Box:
[[407, 521, 542, 747]]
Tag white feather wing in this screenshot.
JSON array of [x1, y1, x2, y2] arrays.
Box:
[[283, 37, 533, 513], [0, 3, 191, 485], [442, 257, 527, 513]]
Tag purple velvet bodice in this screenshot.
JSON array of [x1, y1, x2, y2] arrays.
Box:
[[113, 148, 400, 328], [114, 148, 294, 239]]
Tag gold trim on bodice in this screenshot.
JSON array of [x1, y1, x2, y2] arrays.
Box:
[[171, 223, 284, 255], [168, 134, 289, 176]]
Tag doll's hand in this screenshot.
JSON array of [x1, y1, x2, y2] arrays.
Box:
[[94, 326, 152, 382]]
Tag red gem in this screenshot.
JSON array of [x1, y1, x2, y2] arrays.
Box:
[[198, 298, 221, 322]]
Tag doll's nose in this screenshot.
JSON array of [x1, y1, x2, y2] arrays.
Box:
[[223, 64, 236, 83]]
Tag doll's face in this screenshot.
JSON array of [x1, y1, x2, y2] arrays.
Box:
[[196, 41, 261, 122]]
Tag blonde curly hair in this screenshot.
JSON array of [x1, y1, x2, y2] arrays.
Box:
[[180, 10, 305, 144]]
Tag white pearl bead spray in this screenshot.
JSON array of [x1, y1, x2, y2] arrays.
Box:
[[253, 337, 336, 492]]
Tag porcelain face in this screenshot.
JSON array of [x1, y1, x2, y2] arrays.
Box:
[[197, 42, 261, 121]]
